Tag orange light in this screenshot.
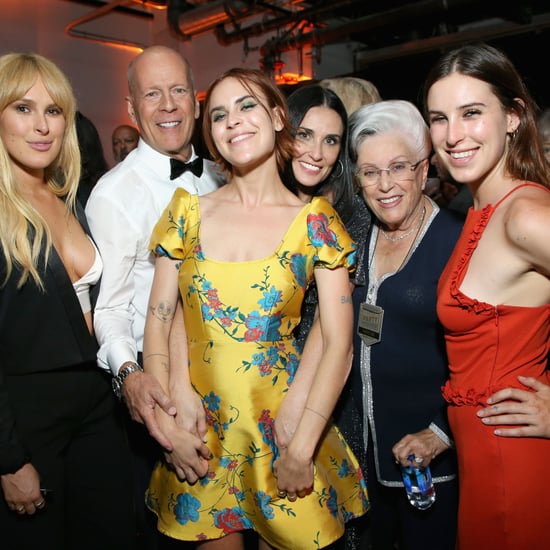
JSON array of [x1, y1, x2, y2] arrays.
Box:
[[275, 73, 312, 85]]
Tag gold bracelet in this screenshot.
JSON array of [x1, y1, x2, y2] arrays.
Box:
[[304, 406, 329, 422]]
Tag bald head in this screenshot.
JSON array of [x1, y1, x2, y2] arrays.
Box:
[[127, 46, 194, 100], [112, 124, 139, 163]]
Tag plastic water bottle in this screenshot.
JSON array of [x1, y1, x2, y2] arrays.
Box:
[[401, 454, 436, 510]]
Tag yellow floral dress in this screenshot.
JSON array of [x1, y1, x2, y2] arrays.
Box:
[[146, 189, 369, 549]]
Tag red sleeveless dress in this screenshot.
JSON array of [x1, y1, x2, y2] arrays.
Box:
[[437, 183, 550, 550]]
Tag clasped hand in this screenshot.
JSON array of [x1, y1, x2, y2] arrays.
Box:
[[158, 388, 211, 484], [272, 444, 314, 502]]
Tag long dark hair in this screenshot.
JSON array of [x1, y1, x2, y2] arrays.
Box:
[[283, 85, 355, 223], [422, 43, 549, 187]]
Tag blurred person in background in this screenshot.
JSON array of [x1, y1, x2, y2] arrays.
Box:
[[75, 111, 108, 206], [112, 123, 139, 164]]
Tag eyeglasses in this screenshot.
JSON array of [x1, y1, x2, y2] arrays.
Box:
[[355, 158, 427, 187]]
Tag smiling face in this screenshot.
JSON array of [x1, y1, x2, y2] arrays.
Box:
[[0, 76, 65, 179], [356, 132, 428, 231], [291, 105, 344, 189], [127, 47, 199, 162], [426, 72, 519, 188], [207, 77, 283, 172]]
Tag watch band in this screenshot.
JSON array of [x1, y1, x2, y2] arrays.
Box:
[[112, 362, 143, 400]]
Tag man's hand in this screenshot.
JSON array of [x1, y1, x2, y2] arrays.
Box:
[[122, 370, 176, 450], [477, 376, 550, 438]]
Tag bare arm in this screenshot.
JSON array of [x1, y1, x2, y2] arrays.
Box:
[[143, 256, 209, 482], [274, 314, 322, 450], [275, 281, 355, 450], [273, 266, 353, 497]]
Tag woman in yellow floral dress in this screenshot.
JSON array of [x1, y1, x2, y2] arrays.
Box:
[[143, 68, 369, 549]]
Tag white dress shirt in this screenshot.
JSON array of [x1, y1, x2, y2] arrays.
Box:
[[85, 139, 224, 375]]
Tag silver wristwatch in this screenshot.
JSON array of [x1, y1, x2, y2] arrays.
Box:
[[112, 362, 143, 400]]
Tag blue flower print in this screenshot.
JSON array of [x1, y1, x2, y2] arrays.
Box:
[[254, 491, 275, 520], [326, 486, 339, 518], [289, 253, 308, 290], [285, 353, 299, 385], [347, 243, 357, 269], [174, 493, 201, 525], [176, 215, 185, 238], [204, 391, 220, 412], [244, 311, 281, 342], [258, 286, 283, 312], [337, 459, 351, 478]]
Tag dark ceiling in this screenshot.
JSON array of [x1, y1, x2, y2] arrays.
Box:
[[167, 0, 550, 106], [67, 1, 550, 107]]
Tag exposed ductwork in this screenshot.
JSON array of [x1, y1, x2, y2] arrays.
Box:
[[166, 0, 550, 71], [167, 0, 311, 41]]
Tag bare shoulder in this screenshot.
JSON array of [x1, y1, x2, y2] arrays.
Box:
[[506, 185, 550, 233], [505, 184, 550, 268]]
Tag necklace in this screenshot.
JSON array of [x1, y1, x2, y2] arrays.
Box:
[[380, 204, 426, 242]]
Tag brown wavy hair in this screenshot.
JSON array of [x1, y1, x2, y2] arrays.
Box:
[[202, 67, 294, 175]]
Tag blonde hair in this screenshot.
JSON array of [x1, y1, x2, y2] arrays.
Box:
[[0, 53, 80, 289], [320, 77, 381, 116]]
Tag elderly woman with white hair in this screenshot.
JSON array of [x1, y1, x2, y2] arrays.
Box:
[[348, 99, 462, 550]]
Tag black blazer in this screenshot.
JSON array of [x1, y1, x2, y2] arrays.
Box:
[[0, 202, 100, 473]]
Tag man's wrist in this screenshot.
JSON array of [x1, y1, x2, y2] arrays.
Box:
[[112, 362, 143, 400]]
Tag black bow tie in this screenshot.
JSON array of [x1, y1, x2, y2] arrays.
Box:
[[169, 157, 203, 180]]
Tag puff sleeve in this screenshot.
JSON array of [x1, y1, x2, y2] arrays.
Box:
[[306, 196, 357, 274], [148, 188, 198, 260]]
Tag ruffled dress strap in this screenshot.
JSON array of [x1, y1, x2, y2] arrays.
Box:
[[448, 182, 549, 314]]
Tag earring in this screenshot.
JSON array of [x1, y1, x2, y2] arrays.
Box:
[[332, 160, 344, 178]]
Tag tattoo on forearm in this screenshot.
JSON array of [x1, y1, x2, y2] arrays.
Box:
[[340, 296, 352, 304], [150, 301, 175, 322]]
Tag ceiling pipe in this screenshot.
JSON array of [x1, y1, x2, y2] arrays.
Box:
[[255, 0, 480, 56], [215, 0, 360, 46], [65, 0, 152, 50], [167, 0, 283, 41]]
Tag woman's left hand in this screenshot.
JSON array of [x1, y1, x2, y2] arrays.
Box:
[[477, 376, 550, 438], [272, 446, 314, 502], [392, 428, 450, 467]]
